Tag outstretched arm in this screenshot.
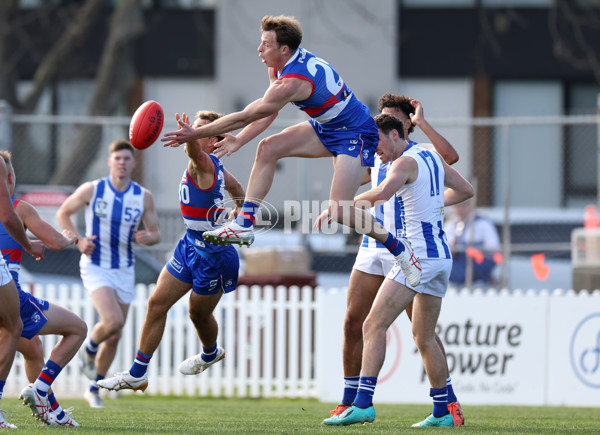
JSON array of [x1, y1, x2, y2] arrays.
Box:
[[0, 159, 44, 260], [17, 201, 77, 250], [410, 98, 459, 165], [162, 74, 311, 147]]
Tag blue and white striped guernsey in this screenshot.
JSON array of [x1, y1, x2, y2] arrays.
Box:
[[397, 144, 451, 260], [361, 141, 421, 250], [84, 177, 144, 269], [361, 142, 451, 260]]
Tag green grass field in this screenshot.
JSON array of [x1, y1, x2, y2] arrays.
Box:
[[2, 395, 598, 434]]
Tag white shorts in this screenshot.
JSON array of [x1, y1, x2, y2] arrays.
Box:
[[353, 247, 395, 277], [0, 256, 12, 286], [386, 258, 452, 298], [80, 256, 135, 304]]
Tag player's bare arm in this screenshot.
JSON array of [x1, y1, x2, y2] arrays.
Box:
[[56, 182, 97, 255], [134, 191, 161, 246], [162, 76, 311, 147], [410, 98, 459, 165], [178, 113, 217, 188], [223, 169, 245, 211], [16, 201, 77, 250], [354, 157, 417, 208], [0, 158, 44, 259], [442, 160, 474, 206], [214, 113, 279, 159]]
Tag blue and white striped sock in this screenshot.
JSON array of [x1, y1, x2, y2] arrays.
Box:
[[201, 344, 218, 363], [353, 376, 377, 409], [341, 376, 360, 406], [446, 377, 457, 403], [430, 386, 449, 417]]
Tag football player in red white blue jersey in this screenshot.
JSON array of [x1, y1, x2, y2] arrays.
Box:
[[0, 154, 45, 429], [98, 111, 245, 393], [0, 150, 84, 426], [162, 16, 422, 285], [56, 140, 161, 408]]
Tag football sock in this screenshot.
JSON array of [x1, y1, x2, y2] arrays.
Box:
[[353, 376, 377, 409], [48, 391, 65, 421], [446, 377, 458, 403], [90, 374, 104, 392], [430, 386, 449, 417], [202, 344, 218, 363], [384, 234, 405, 256], [341, 376, 360, 406], [85, 338, 99, 355], [34, 360, 62, 395], [130, 350, 153, 378], [235, 201, 259, 228]]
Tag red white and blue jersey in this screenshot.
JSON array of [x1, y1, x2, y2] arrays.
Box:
[[179, 154, 228, 254], [0, 198, 23, 287], [84, 178, 144, 269], [276, 48, 372, 131]]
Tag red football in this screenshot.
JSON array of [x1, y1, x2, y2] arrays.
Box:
[[129, 100, 164, 149]]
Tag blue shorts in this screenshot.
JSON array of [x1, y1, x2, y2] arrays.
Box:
[[19, 290, 49, 339], [309, 117, 378, 167], [166, 236, 239, 295]]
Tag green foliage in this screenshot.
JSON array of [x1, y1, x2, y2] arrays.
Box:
[[3, 395, 599, 434]]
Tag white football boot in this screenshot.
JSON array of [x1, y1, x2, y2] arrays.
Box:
[[178, 347, 225, 375], [394, 237, 422, 287], [202, 222, 255, 246], [97, 371, 148, 392]]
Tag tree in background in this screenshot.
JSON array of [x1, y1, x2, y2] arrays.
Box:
[[0, 0, 144, 186]]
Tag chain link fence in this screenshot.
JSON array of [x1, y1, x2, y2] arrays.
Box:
[[1, 100, 599, 290]]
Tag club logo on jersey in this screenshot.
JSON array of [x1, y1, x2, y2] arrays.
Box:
[[94, 199, 108, 218], [224, 279, 233, 288], [362, 150, 370, 160], [30, 312, 41, 323]]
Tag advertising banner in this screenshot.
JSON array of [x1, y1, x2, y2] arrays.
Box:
[[316, 289, 600, 406]]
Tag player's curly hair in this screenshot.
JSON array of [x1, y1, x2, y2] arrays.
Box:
[[261, 15, 302, 51], [378, 93, 415, 135]]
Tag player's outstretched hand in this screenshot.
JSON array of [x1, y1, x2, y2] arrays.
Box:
[[214, 133, 243, 159], [162, 113, 196, 147]]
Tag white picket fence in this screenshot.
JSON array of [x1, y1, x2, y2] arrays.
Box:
[[5, 283, 320, 399]]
